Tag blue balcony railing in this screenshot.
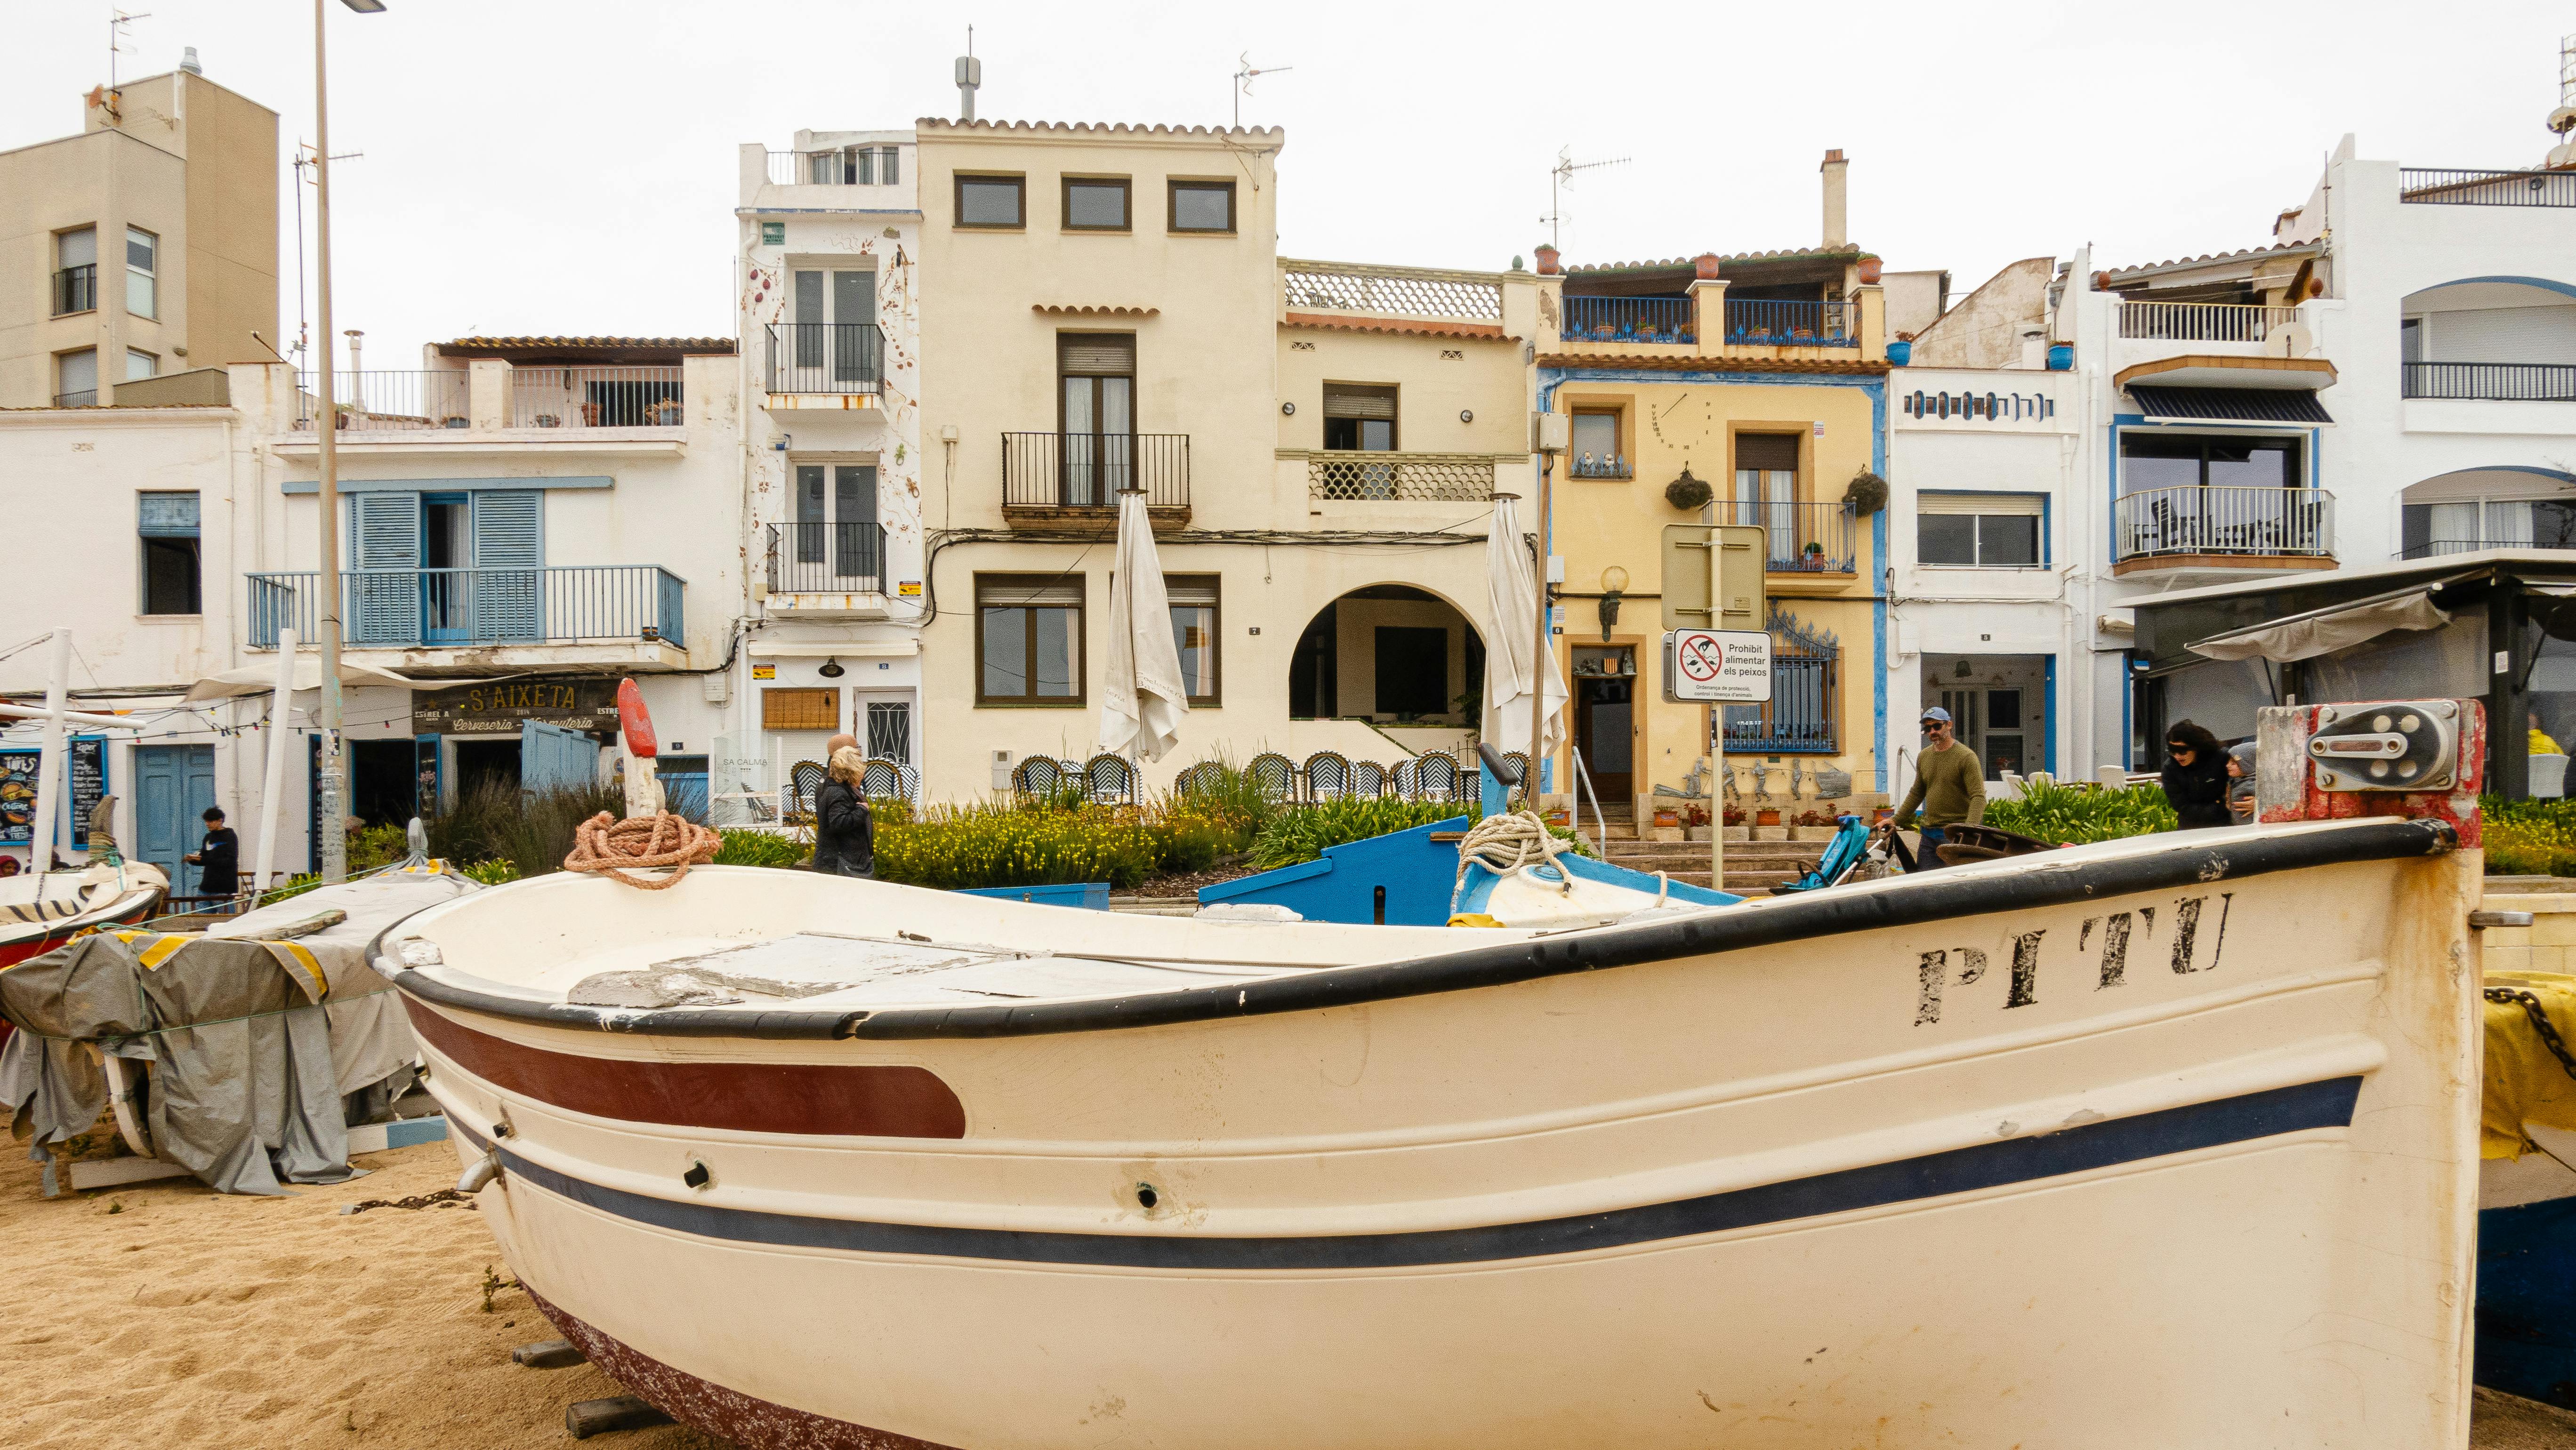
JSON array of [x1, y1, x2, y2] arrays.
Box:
[[1561, 296, 1695, 344], [1719, 500, 1860, 572], [246, 566, 684, 649], [1723, 652, 1839, 754], [1725, 298, 1858, 347]]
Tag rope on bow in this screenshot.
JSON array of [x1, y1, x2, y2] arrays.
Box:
[[1452, 811, 1575, 900], [563, 812, 720, 891]]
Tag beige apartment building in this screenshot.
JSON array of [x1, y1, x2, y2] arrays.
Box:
[[904, 118, 1542, 802], [0, 61, 278, 409]]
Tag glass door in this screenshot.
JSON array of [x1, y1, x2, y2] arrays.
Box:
[[422, 493, 470, 643]]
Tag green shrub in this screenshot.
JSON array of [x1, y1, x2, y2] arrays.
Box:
[[1247, 797, 1475, 870], [346, 822, 409, 872], [1982, 780, 2177, 844], [424, 781, 625, 881], [2482, 796, 2576, 876], [714, 829, 810, 868], [459, 859, 521, 886], [874, 800, 1164, 890]]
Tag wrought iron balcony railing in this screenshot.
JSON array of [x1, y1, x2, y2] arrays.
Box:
[[246, 566, 684, 649], [2400, 168, 2576, 207], [766, 323, 883, 395], [1720, 500, 1860, 572], [2114, 485, 2334, 562], [1561, 295, 1695, 344], [52, 265, 96, 316], [1725, 298, 1858, 346], [509, 366, 685, 428], [2401, 361, 2576, 401], [1002, 432, 1191, 510], [766, 522, 886, 593], [294, 371, 471, 431]]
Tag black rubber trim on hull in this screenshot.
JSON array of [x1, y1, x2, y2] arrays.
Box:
[[389, 817, 2456, 1042]]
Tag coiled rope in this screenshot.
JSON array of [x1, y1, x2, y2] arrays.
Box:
[[1452, 811, 1574, 899], [563, 812, 720, 891]]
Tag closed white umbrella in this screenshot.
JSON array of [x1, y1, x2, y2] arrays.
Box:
[[182, 657, 455, 704], [1100, 489, 1189, 763], [1482, 492, 1567, 763]]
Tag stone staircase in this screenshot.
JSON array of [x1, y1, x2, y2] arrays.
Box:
[[1584, 806, 1821, 894]]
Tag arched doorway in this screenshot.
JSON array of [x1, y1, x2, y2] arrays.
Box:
[[2399, 278, 2576, 402], [1287, 585, 1485, 725], [2400, 467, 2576, 558]]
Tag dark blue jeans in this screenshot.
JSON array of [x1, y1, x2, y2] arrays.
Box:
[[1917, 825, 1948, 870]]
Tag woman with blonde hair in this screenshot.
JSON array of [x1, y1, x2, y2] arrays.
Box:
[[813, 745, 876, 878]]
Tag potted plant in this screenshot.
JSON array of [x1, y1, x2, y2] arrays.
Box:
[[1844, 469, 1889, 516], [442, 415, 470, 429], [1683, 802, 1711, 843], [648, 398, 684, 426], [580, 402, 604, 427], [1755, 806, 1782, 827], [1534, 244, 1561, 275], [1653, 807, 1679, 829], [1664, 468, 1712, 513], [535, 413, 562, 428], [1856, 255, 1884, 285], [1800, 541, 1829, 571]]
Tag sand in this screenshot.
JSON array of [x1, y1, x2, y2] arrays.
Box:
[[0, 1134, 733, 1450]]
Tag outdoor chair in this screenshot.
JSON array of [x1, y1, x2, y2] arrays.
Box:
[[1247, 753, 1296, 803], [1175, 761, 1225, 797], [1415, 751, 1460, 802], [1349, 760, 1386, 798], [1083, 754, 1136, 805], [1011, 756, 1063, 799], [1390, 758, 1421, 799], [1303, 751, 1350, 802], [860, 758, 903, 802], [786, 759, 826, 824]]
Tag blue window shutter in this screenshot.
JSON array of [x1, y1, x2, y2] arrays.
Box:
[[349, 491, 421, 645], [470, 491, 543, 641]]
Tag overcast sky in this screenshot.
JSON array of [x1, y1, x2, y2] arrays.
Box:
[[7, 1, 2571, 370]]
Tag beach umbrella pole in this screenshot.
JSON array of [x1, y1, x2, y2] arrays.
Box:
[[26, 630, 70, 873]]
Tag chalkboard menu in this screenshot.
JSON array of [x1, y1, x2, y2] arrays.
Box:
[[0, 735, 108, 848], [411, 678, 619, 736]]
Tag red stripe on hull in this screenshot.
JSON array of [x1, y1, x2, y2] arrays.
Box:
[[402, 999, 967, 1138], [0, 897, 162, 968], [525, 1282, 958, 1450]]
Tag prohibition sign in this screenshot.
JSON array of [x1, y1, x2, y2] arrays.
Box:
[[1678, 633, 1723, 684]]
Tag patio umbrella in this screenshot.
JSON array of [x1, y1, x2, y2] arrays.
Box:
[[181, 658, 473, 704], [1100, 489, 1188, 763], [1481, 491, 1567, 765]]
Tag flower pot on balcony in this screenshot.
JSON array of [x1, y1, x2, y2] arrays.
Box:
[[2047, 342, 2075, 371], [580, 403, 603, 427], [1857, 256, 1884, 285], [535, 414, 561, 428], [1534, 244, 1561, 275], [1756, 808, 1781, 827], [1885, 339, 1912, 366]]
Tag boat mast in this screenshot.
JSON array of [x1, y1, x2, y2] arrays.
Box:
[[29, 629, 70, 874]]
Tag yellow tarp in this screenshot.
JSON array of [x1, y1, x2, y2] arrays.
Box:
[[2485, 971, 2576, 1158]]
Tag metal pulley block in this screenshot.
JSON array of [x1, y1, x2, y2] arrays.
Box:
[[2307, 700, 2456, 792]]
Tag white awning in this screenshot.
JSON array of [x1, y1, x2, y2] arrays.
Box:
[[2187, 588, 2452, 662], [181, 658, 459, 703], [748, 639, 919, 659]]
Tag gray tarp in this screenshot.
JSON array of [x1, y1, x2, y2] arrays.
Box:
[[2188, 588, 2453, 663], [0, 865, 476, 1195]]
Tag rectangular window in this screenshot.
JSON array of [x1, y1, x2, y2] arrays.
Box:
[[125, 226, 156, 318], [851, 148, 874, 185], [1917, 494, 2045, 567], [1570, 410, 1626, 478], [877, 146, 899, 185], [1167, 575, 1221, 705], [1322, 384, 1398, 451], [1732, 432, 1801, 543], [1063, 176, 1131, 231], [1169, 179, 1235, 233], [1059, 334, 1137, 508], [53, 226, 96, 315], [762, 687, 839, 732], [56, 348, 97, 406], [956, 174, 1025, 228], [2118, 433, 2302, 491], [126, 349, 157, 381], [978, 574, 1084, 705], [139, 491, 201, 614]]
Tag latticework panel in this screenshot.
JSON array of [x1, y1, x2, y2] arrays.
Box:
[[1280, 263, 1502, 320], [1308, 454, 1496, 502]]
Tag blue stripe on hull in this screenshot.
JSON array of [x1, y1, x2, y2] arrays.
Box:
[[2477, 1195, 2576, 1409], [473, 1076, 2361, 1271]]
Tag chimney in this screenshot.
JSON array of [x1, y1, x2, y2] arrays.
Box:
[[1820, 148, 1849, 250], [345, 330, 363, 374], [179, 47, 202, 76], [955, 53, 982, 122]]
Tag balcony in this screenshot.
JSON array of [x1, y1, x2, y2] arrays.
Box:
[[52, 390, 97, 408], [51, 265, 95, 316], [508, 366, 684, 429], [1280, 259, 1504, 326], [1723, 501, 1861, 592], [766, 148, 900, 186], [1001, 432, 1190, 531], [2117, 301, 2297, 344], [764, 323, 883, 408], [2112, 485, 2336, 576], [245, 565, 687, 671], [295, 371, 471, 431], [1305, 451, 1497, 502], [2400, 168, 2576, 208], [275, 363, 692, 445], [1560, 296, 1694, 346], [2402, 362, 2576, 402], [1725, 299, 1858, 348], [764, 523, 892, 619]]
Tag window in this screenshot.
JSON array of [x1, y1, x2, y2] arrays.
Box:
[[2402, 497, 2576, 558], [978, 574, 1084, 705], [808, 146, 899, 185], [955, 174, 1025, 228], [53, 227, 96, 315], [1169, 179, 1235, 234], [760, 221, 785, 247], [1917, 494, 2044, 567], [863, 699, 913, 763], [1167, 575, 1220, 705], [126, 349, 157, 381], [139, 491, 201, 615], [125, 226, 156, 318], [55, 348, 97, 407], [1731, 432, 1801, 540], [786, 268, 879, 386], [1322, 384, 1398, 451], [1570, 410, 1626, 478], [786, 462, 881, 584], [762, 688, 839, 732], [1063, 177, 1131, 231], [2119, 433, 2301, 493], [1059, 334, 1136, 507]]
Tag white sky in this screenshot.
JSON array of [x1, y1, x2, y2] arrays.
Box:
[[6, 1, 2571, 370]]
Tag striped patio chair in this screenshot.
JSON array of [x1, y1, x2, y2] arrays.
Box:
[[894, 763, 922, 810], [1303, 751, 1350, 802], [1414, 751, 1459, 802], [1084, 754, 1135, 805], [1349, 759, 1386, 798], [860, 758, 903, 802], [1175, 761, 1225, 798], [1390, 757, 1420, 799], [1011, 756, 1063, 799], [786, 759, 827, 823], [1247, 753, 1296, 803], [1504, 752, 1532, 797]]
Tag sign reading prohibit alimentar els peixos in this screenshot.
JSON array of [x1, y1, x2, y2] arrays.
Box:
[[411, 679, 620, 735]]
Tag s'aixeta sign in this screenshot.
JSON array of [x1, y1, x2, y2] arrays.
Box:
[[411, 679, 620, 735]]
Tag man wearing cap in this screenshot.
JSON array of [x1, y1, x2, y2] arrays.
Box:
[[1892, 706, 1985, 869]]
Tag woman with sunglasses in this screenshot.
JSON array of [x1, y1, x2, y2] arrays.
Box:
[[2159, 720, 2232, 831]]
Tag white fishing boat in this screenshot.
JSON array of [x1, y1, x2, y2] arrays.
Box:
[[382, 696, 2490, 1450], [0, 859, 167, 969]]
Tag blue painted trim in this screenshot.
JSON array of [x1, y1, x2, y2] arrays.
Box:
[[2420, 464, 2576, 485], [459, 1076, 2360, 1270], [283, 476, 613, 496], [1196, 857, 1332, 901], [956, 882, 1112, 910], [384, 1116, 450, 1149], [2044, 654, 2059, 778], [2473, 1194, 2576, 1404], [2415, 274, 2576, 303]]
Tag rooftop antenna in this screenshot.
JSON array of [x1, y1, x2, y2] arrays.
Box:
[[1233, 53, 1291, 128], [955, 26, 981, 122], [2551, 32, 2576, 169], [1540, 146, 1628, 251], [290, 141, 361, 367], [109, 9, 149, 101]]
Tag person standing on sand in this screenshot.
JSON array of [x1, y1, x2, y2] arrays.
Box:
[[1892, 706, 1985, 870], [184, 806, 239, 899]]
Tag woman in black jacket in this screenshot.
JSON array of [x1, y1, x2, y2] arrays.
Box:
[[2159, 720, 2233, 830], [812, 748, 876, 878]]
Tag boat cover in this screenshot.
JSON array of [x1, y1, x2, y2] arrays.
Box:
[[2485, 970, 2576, 1159], [0, 864, 476, 1195]]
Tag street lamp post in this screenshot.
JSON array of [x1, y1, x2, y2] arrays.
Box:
[[312, 0, 383, 882]]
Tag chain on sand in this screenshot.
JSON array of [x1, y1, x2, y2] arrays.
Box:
[[562, 811, 721, 890]]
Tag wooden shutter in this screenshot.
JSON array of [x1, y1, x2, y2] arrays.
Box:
[[349, 491, 420, 645], [470, 491, 543, 642], [1322, 384, 1397, 419], [1734, 434, 1800, 471], [1058, 334, 1135, 376], [762, 687, 839, 731]]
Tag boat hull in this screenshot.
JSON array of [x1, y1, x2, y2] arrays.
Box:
[[399, 826, 2481, 1450]]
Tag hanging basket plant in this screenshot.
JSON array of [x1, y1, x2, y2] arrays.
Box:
[[1843, 469, 1889, 516], [1664, 468, 1713, 512]]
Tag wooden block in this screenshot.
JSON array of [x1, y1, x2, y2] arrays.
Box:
[[566, 1397, 673, 1439], [66, 1156, 191, 1191], [347, 1115, 449, 1156], [511, 1338, 586, 1369]]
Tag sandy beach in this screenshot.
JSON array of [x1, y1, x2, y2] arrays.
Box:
[[0, 1135, 731, 1450]]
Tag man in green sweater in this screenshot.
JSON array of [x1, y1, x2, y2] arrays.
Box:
[[1892, 706, 1985, 870]]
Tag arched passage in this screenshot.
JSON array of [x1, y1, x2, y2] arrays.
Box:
[[2400, 278, 2576, 400], [1287, 585, 1486, 724]]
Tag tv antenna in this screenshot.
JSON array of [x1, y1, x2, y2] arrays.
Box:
[[1234, 54, 1291, 128], [290, 143, 363, 366], [109, 9, 150, 95], [1539, 147, 1629, 250]]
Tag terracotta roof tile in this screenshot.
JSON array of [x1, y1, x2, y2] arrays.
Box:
[[915, 119, 1281, 140], [439, 336, 735, 353], [1282, 313, 1510, 340], [1562, 246, 1868, 274], [2096, 241, 2316, 281], [1538, 353, 1889, 376]]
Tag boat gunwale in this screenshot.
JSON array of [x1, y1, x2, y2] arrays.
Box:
[[381, 817, 2457, 1042]]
